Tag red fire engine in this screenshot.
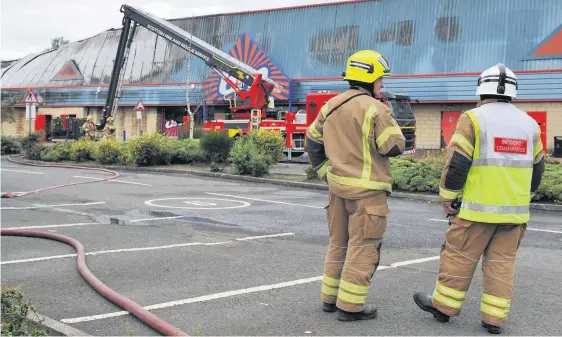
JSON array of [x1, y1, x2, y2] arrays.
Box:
[[203, 90, 417, 159]]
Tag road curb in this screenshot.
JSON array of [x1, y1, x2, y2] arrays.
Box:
[[100, 165, 562, 212], [27, 312, 91, 336]]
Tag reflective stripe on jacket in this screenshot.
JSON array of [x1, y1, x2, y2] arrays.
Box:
[[456, 102, 543, 224], [306, 87, 405, 199]]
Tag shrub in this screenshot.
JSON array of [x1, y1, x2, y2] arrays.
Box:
[[390, 157, 441, 192], [158, 138, 203, 165], [532, 163, 562, 204], [39, 142, 73, 162], [1, 136, 22, 154], [252, 130, 285, 164], [126, 133, 167, 166], [69, 139, 96, 162], [93, 138, 121, 164], [1, 287, 49, 336], [18, 132, 44, 160], [229, 135, 270, 177], [199, 131, 233, 163]]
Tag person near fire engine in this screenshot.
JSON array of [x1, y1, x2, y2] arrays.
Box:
[[103, 116, 116, 139], [81, 115, 96, 140], [305, 50, 405, 321], [412, 63, 545, 334]]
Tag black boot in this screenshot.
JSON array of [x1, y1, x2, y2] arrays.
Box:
[[482, 321, 502, 334], [322, 302, 337, 312], [413, 292, 450, 322], [337, 304, 377, 321]]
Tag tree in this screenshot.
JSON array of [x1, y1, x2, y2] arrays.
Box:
[[41, 36, 69, 53], [1, 93, 23, 123]]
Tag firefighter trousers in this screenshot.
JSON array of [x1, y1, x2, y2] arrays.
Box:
[[320, 190, 389, 312], [432, 217, 526, 327]]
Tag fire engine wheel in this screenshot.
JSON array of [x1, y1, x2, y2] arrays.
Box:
[[283, 151, 304, 157]]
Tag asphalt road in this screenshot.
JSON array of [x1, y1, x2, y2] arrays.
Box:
[[1, 156, 561, 336]]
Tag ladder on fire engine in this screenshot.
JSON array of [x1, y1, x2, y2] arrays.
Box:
[[110, 23, 137, 118], [249, 109, 261, 132]]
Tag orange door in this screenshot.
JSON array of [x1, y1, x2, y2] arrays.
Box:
[[441, 111, 461, 148], [527, 111, 547, 152]]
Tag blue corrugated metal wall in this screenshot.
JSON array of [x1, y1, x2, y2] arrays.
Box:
[[1, 0, 562, 104]]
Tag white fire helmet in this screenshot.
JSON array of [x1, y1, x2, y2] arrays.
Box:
[[476, 63, 518, 99]]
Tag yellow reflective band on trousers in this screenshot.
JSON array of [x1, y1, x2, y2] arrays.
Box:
[[336, 279, 369, 305], [321, 274, 340, 297], [450, 134, 474, 157], [340, 280, 368, 295], [375, 126, 402, 148], [361, 106, 378, 180], [432, 282, 465, 310], [481, 293, 511, 320], [322, 274, 340, 287], [436, 282, 466, 301]]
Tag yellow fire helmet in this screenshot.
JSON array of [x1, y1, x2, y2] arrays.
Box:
[[342, 50, 392, 83], [107, 116, 114, 122], [86, 115, 93, 121]]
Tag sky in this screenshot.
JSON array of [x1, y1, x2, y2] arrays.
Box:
[[0, 0, 347, 61]]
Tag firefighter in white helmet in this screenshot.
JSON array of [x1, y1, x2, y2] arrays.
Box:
[[306, 50, 405, 321], [412, 64, 545, 334]]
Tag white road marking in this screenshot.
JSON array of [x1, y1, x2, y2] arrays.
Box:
[[130, 216, 185, 223], [60, 254, 441, 323], [72, 175, 152, 186], [205, 192, 324, 209], [428, 219, 562, 234], [1, 232, 295, 265], [1, 241, 231, 265], [0, 168, 44, 175], [145, 197, 251, 210], [3, 223, 100, 230], [236, 233, 295, 241], [0, 202, 106, 210]]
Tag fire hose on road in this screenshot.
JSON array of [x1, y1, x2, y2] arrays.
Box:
[[1, 155, 189, 336]]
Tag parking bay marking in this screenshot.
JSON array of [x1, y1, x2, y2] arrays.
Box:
[[60, 254, 440, 323], [1, 201, 106, 210], [1, 232, 295, 265], [72, 175, 152, 186], [429, 219, 562, 234], [0, 168, 44, 175], [205, 192, 324, 209]]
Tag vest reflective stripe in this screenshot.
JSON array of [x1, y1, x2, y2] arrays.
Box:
[[458, 106, 536, 224], [327, 105, 392, 193]]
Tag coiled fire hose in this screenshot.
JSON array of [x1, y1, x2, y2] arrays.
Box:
[[1, 155, 189, 336]]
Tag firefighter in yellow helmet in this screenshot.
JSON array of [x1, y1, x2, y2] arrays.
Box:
[[104, 116, 116, 139], [306, 50, 405, 321], [81, 115, 96, 140], [412, 64, 545, 334]]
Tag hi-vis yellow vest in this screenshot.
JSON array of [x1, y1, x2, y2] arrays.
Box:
[[458, 103, 541, 224]]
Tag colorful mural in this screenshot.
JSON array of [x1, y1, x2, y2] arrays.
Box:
[[201, 33, 291, 103]]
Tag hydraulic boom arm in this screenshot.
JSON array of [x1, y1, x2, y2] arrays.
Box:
[[100, 4, 277, 127]]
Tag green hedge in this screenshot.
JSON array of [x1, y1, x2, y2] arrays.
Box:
[[9, 132, 561, 203]]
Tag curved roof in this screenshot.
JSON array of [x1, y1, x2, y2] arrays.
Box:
[[2, 0, 562, 89]]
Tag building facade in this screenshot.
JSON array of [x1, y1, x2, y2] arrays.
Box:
[[2, 0, 561, 151]]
